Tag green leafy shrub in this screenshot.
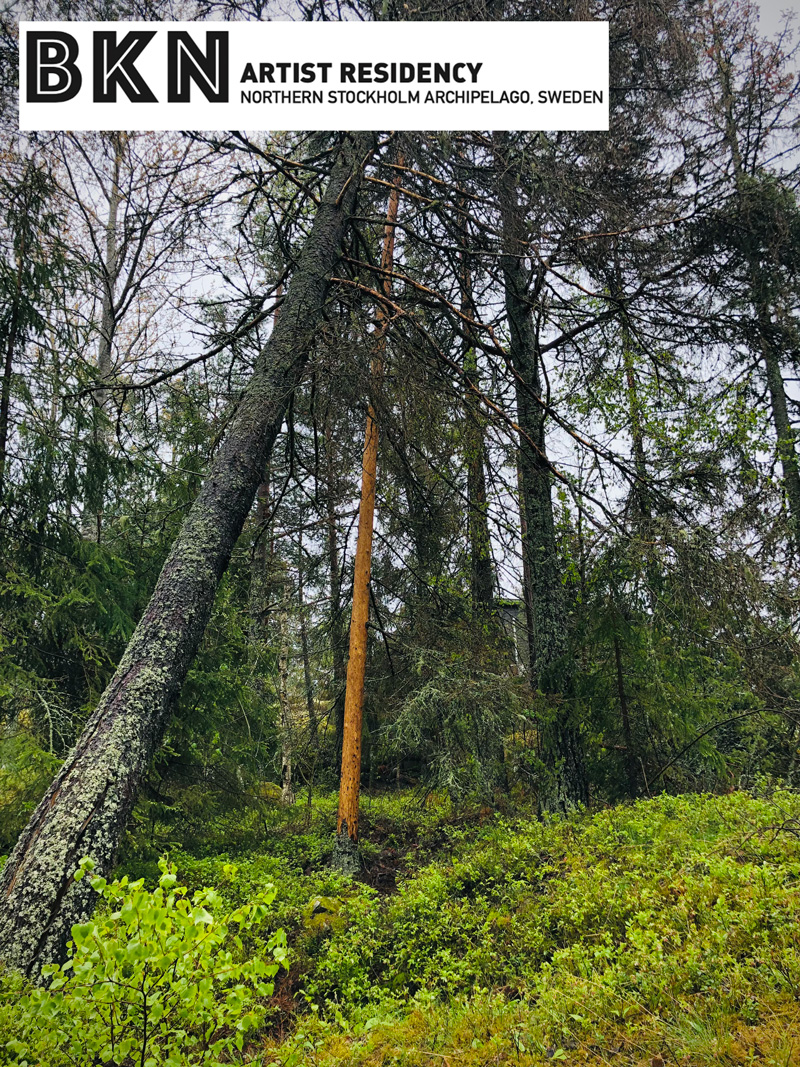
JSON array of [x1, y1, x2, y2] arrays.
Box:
[[260, 789, 800, 1067], [304, 789, 800, 1016], [2, 857, 286, 1067]]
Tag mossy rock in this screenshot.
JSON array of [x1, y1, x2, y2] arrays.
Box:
[[257, 782, 282, 802], [302, 895, 346, 933]]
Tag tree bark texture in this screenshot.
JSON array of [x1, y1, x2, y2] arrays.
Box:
[[0, 131, 374, 976], [494, 132, 588, 812], [334, 163, 402, 863]]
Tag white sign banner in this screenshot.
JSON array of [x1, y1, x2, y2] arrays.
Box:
[[19, 20, 609, 132]]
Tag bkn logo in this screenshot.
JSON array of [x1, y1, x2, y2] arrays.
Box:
[[26, 29, 229, 103]]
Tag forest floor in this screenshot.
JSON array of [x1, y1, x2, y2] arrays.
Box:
[[147, 786, 800, 1066], [3, 786, 800, 1065]]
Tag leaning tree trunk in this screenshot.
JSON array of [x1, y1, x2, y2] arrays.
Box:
[[333, 162, 402, 873], [494, 132, 587, 813], [0, 131, 374, 978]]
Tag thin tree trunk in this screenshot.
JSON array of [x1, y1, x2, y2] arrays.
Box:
[[0, 251, 23, 502], [83, 134, 125, 543], [455, 169, 493, 611], [278, 566, 294, 807], [494, 131, 587, 812], [461, 262, 494, 611], [333, 162, 402, 871], [325, 414, 346, 772], [612, 254, 651, 530], [333, 400, 379, 872], [0, 132, 373, 977], [760, 313, 800, 554], [248, 287, 281, 789], [247, 465, 274, 798], [249, 468, 273, 639], [515, 451, 535, 678], [298, 531, 317, 742], [248, 281, 281, 656]]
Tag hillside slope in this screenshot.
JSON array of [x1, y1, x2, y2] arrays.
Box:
[[2, 787, 800, 1065]]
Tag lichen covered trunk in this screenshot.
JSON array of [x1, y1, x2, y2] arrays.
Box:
[[0, 132, 374, 977]]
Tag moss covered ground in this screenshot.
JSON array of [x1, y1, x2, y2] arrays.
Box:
[[3, 785, 800, 1065]]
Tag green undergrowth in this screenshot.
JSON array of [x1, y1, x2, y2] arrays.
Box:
[[2, 786, 800, 1065]]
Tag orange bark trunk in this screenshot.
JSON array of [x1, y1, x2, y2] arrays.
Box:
[[336, 160, 402, 844]]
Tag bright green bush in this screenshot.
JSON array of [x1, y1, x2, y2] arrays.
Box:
[[2, 857, 286, 1067]]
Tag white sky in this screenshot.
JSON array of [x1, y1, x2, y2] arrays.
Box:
[[758, 0, 799, 36]]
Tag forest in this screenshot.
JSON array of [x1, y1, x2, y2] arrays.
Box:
[[1, 0, 800, 1063]]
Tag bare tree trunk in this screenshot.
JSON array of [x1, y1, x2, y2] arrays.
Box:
[[0, 132, 374, 977], [333, 163, 402, 872], [249, 472, 273, 641], [333, 404, 378, 872], [248, 282, 282, 760], [247, 462, 276, 800]]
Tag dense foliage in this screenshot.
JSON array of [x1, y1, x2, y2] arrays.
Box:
[[3, 787, 800, 1064], [0, 0, 799, 1056]]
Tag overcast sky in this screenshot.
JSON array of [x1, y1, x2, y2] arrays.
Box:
[[758, 0, 798, 37]]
